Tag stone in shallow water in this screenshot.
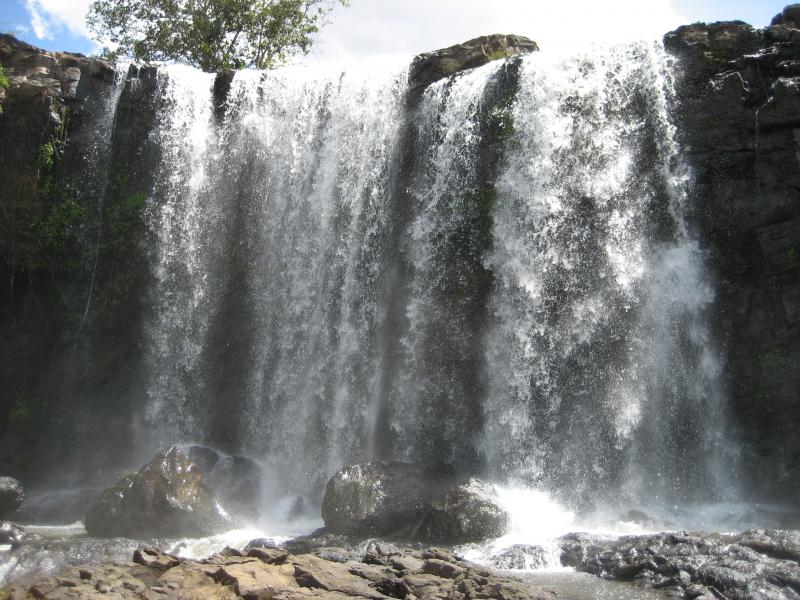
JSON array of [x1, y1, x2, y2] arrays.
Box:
[[0, 477, 24, 520], [321, 462, 509, 543], [84, 447, 230, 539], [488, 544, 551, 570]]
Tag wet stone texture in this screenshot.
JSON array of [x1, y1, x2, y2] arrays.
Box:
[[2, 545, 560, 600], [560, 529, 800, 600]]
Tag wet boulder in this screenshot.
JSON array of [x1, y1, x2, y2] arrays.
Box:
[[488, 544, 551, 570], [0, 521, 35, 548], [185, 445, 263, 519], [84, 447, 231, 538], [0, 477, 24, 519], [321, 462, 509, 544]]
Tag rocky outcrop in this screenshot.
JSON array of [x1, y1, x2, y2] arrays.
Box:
[[408, 34, 538, 92], [84, 447, 231, 539], [664, 9, 800, 500], [0, 477, 24, 519], [560, 529, 800, 600], [184, 445, 264, 520], [2, 544, 558, 600], [772, 4, 800, 27], [321, 463, 509, 543]]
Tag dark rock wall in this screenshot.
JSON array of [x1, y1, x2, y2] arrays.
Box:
[[0, 36, 156, 484], [664, 15, 800, 500]]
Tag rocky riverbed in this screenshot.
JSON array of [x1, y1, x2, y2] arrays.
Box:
[[3, 527, 800, 599], [2, 543, 559, 600]]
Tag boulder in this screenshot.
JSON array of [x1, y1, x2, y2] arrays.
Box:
[[409, 34, 538, 91], [84, 447, 231, 538], [184, 445, 263, 519], [488, 544, 551, 570], [0, 477, 24, 519], [321, 463, 509, 543]]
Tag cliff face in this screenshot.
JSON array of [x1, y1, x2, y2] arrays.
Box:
[[0, 35, 153, 481], [664, 11, 800, 498]]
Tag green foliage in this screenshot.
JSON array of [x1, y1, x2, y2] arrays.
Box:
[[759, 350, 788, 372], [485, 50, 509, 62], [0, 63, 9, 115], [86, 0, 349, 72], [107, 191, 148, 243], [37, 190, 87, 251], [7, 398, 30, 430], [7, 394, 45, 437], [40, 142, 55, 171], [0, 64, 9, 89]]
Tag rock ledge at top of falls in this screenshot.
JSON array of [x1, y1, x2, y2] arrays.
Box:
[[0, 34, 114, 107], [320, 463, 509, 544], [559, 529, 800, 600], [408, 34, 539, 91], [84, 447, 231, 539], [2, 544, 559, 600]]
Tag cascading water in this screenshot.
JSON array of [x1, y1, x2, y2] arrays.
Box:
[[130, 42, 739, 524], [484, 43, 739, 513]]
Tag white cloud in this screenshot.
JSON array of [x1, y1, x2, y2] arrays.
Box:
[[25, 0, 93, 41], [312, 0, 688, 62]]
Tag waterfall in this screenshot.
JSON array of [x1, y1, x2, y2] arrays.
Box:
[[129, 43, 738, 512], [484, 43, 737, 510]]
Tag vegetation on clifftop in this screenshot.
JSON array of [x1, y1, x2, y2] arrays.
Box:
[[87, 0, 349, 72]]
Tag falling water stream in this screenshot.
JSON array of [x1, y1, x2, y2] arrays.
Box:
[[139, 42, 738, 516]]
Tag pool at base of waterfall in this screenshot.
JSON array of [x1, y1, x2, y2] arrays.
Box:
[[520, 572, 671, 600]]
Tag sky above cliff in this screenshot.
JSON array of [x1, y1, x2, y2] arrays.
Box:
[[0, 0, 786, 62]]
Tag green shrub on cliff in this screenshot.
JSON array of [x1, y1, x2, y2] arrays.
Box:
[[0, 63, 9, 114], [87, 0, 349, 72], [37, 192, 87, 252]]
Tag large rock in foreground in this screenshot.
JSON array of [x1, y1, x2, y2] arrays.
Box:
[[321, 463, 509, 543], [84, 447, 230, 539], [409, 34, 538, 91], [0, 477, 24, 519]]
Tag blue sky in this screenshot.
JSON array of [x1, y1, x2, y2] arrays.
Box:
[[0, 0, 787, 61]]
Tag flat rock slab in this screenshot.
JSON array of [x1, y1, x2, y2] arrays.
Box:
[[559, 528, 800, 600], [2, 546, 559, 600]]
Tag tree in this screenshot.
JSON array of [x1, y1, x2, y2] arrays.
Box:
[[86, 0, 348, 72]]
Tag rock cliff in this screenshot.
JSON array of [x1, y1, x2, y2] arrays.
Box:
[[664, 9, 800, 499]]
